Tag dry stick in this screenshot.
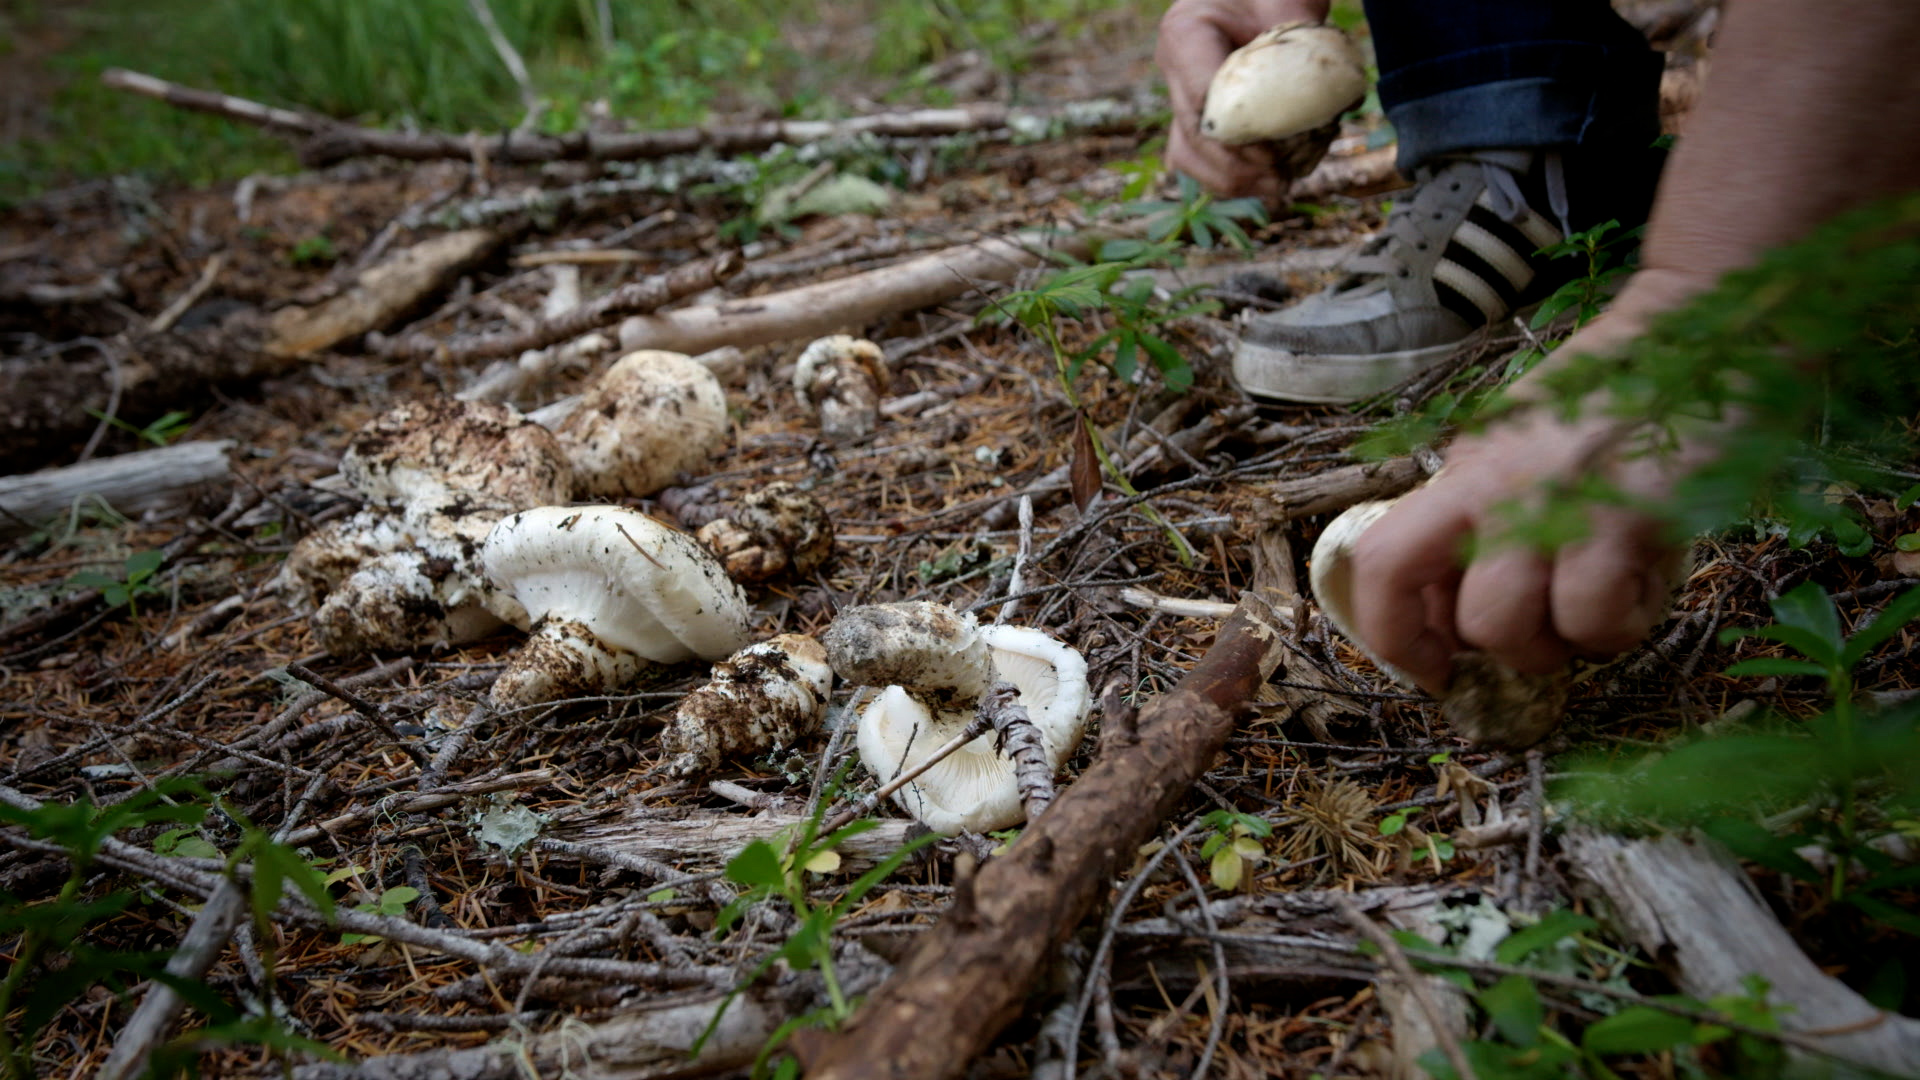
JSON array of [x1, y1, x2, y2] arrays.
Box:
[[99, 66, 1152, 165], [979, 682, 1054, 822], [377, 250, 743, 363], [1333, 896, 1479, 1080], [464, 0, 537, 119], [797, 588, 1289, 1080], [285, 661, 432, 771], [1168, 844, 1232, 1080], [149, 252, 226, 333], [992, 495, 1035, 626], [279, 769, 556, 847]]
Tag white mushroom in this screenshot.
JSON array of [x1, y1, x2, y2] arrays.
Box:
[[1310, 497, 1570, 748], [824, 602, 1091, 834], [694, 482, 835, 585], [482, 505, 755, 708], [793, 335, 887, 442], [340, 397, 573, 509], [660, 634, 834, 777], [555, 350, 730, 498], [1200, 21, 1369, 180]]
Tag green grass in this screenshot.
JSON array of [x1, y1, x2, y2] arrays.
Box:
[[2, 0, 1151, 202]]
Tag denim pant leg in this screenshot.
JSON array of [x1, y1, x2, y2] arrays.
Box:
[[1362, 0, 1666, 227]]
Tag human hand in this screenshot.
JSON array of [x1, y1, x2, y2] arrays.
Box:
[[1155, 0, 1330, 201], [1344, 271, 1718, 697]]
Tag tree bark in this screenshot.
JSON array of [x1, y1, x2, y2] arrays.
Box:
[[794, 588, 1289, 1080]]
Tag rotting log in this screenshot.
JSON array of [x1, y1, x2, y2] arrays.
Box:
[[0, 440, 233, 539], [794, 588, 1289, 1080], [1566, 828, 1920, 1077]]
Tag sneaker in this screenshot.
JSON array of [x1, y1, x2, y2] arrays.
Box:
[[1233, 151, 1571, 404]]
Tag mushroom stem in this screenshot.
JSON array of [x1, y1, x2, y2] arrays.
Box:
[[980, 682, 1054, 822], [493, 617, 645, 708]]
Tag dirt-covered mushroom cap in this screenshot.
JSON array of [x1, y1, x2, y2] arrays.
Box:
[[694, 482, 834, 585], [1200, 21, 1368, 146], [660, 633, 833, 777], [340, 397, 573, 509], [277, 491, 526, 655], [821, 601, 993, 706], [850, 621, 1091, 834], [792, 335, 887, 442], [556, 350, 730, 498], [482, 505, 754, 707], [1310, 498, 1569, 748]]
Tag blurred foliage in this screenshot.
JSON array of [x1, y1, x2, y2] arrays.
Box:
[[1, 0, 1159, 200]]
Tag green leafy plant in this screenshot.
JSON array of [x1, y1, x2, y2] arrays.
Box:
[[340, 886, 420, 945], [1562, 581, 1920, 933], [81, 408, 193, 448], [288, 232, 338, 267], [66, 549, 166, 616], [0, 783, 338, 1077], [696, 770, 940, 1078], [1114, 172, 1267, 250], [1198, 810, 1270, 890]]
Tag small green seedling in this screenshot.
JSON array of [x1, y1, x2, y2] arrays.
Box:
[[82, 408, 192, 448], [67, 549, 166, 616], [341, 887, 419, 945], [1199, 810, 1271, 891]]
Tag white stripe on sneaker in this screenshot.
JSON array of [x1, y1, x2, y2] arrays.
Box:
[[1511, 209, 1562, 252], [1434, 258, 1505, 323], [1453, 220, 1535, 292]]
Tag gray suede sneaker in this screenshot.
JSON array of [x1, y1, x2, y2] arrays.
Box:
[[1233, 151, 1568, 404]]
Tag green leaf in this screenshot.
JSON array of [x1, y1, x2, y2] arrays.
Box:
[[647, 888, 678, 904], [1841, 586, 1920, 668], [727, 841, 786, 887], [1845, 892, 1920, 937], [1581, 1006, 1698, 1056], [1139, 333, 1192, 393], [1895, 532, 1920, 552], [1209, 847, 1243, 890], [125, 549, 166, 579], [1477, 975, 1544, 1047], [1378, 813, 1407, 837], [1494, 909, 1597, 965], [1723, 657, 1831, 678], [1702, 818, 1822, 883], [68, 570, 120, 589], [1768, 581, 1845, 655], [1719, 623, 1841, 668], [1530, 289, 1579, 329]]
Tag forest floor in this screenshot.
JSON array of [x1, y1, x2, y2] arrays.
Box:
[[2, 4, 1918, 1079]]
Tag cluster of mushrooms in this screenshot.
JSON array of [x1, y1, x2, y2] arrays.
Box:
[[275, 338, 1090, 834]]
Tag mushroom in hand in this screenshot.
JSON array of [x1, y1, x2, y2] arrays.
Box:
[[482, 505, 755, 708], [824, 602, 1090, 834], [1200, 21, 1369, 183], [1310, 498, 1568, 748]]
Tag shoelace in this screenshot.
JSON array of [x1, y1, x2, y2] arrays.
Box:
[[1337, 153, 1571, 283]]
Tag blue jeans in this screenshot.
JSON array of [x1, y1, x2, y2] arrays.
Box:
[[1364, 0, 1666, 228]]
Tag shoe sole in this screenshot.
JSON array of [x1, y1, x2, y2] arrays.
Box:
[[1232, 338, 1461, 405]]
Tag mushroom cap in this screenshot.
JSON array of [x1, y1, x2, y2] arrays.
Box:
[[1200, 21, 1368, 146], [822, 601, 993, 704], [1310, 498, 1572, 749], [483, 506, 755, 682], [793, 335, 886, 442], [282, 491, 527, 654], [853, 623, 1091, 834], [340, 398, 573, 509], [556, 350, 730, 498], [661, 633, 834, 777], [694, 481, 835, 584]]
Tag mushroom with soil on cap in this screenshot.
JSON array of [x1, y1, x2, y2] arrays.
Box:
[[1201, 21, 1369, 182], [274, 398, 571, 655], [793, 335, 887, 443], [660, 633, 833, 778], [694, 482, 835, 585], [823, 601, 1091, 834], [554, 349, 731, 498], [482, 505, 755, 708], [1309, 497, 1570, 749]]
